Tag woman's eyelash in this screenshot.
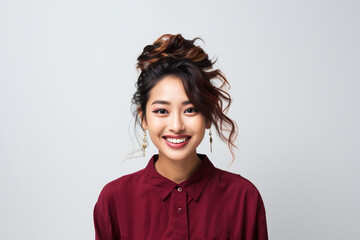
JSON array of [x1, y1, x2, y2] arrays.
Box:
[[152, 109, 168, 114], [152, 108, 198, 114], [185, 108, 198, 113]]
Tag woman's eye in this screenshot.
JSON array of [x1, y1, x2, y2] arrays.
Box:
[[152, 109, 168, 114], [185, 108, 198, 114]]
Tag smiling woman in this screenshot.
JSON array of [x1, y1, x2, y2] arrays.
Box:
[[141, 75, 209, 180], [93, 34, 268, 240]]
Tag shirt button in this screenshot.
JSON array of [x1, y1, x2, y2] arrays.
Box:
[[178, 207, 183, 214], [177, 187, 183, 192]]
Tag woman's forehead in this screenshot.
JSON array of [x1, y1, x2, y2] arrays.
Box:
[[148, 76, 190, 104]]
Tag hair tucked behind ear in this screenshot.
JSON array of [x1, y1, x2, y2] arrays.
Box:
[[132, 34, 238, 162]]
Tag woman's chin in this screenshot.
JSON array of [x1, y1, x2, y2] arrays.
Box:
[[158, 148, 198, 162]]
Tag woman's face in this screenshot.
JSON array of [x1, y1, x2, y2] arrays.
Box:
[[141, 75, 210, 162]]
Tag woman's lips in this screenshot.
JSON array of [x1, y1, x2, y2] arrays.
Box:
[[162, 135, 191, 149]]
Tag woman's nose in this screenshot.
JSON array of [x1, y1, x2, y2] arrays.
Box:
[[168, 113, 185, 132]]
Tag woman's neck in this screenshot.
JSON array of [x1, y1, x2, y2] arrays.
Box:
[[154, 152, 202, 184]]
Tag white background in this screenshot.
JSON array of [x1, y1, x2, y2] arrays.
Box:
[[1, 0, 359, 239]]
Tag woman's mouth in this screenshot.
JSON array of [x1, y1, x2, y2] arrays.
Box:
[[162, 135, 191, 149]]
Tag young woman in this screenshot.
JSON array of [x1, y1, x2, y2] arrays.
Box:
[[93, 34, 268, 240]]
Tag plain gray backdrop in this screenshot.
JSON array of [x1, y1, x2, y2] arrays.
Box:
[[1, 0, 359, 239]]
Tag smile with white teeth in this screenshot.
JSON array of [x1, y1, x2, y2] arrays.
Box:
[[165, 137, 189, 144]]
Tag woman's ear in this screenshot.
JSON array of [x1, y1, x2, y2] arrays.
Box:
[[205, 120, 211, 129], [137, 106, 148, 130]]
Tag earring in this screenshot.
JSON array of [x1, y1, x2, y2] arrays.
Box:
[[209, 129, 213, 152], [142, 131, 147, 157]]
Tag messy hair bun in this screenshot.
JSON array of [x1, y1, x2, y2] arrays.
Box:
[[132, 34, 238, 161], [137, 34, 211, 71]]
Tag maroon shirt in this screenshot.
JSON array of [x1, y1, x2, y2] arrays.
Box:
[[93, 154, 268, 240]]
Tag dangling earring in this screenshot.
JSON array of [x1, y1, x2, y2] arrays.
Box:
[[209, 129, 213, 152], [142, 131, 147, 157]]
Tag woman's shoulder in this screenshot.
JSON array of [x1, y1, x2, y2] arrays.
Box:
[[213, 167, 262, 197], [97, 168, 146, 199]]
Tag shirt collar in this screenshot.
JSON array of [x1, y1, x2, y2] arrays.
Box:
[[144, 154, 216, 202]]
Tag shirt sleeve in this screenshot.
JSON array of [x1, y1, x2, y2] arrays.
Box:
[[254, 194, 268, 240], [93, 185, 121, 240]]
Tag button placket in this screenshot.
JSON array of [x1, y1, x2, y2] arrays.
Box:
[[177, 187, 184, 214], [171, 186, 188, 240]]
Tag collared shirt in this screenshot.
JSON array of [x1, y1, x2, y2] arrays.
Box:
[[93, 154, 268, 240]]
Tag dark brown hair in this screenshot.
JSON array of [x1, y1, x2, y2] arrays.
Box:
[[132, 34, 238, 160]]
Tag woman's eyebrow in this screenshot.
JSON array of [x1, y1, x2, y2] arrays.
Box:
[[151, 100, 192, 105]]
